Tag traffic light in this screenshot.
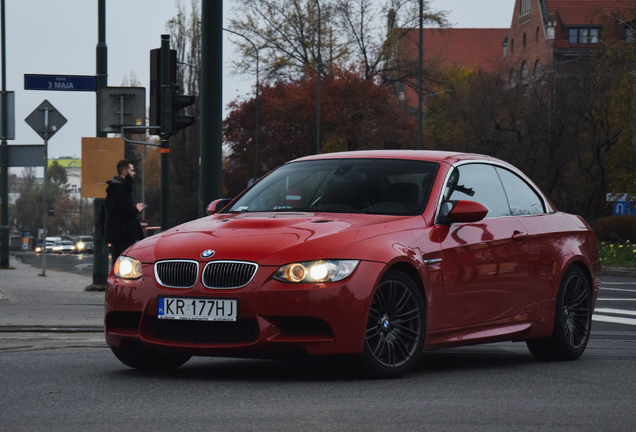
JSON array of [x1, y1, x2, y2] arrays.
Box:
[[162, 85, 196, 135], [149, 46, 196, 136]]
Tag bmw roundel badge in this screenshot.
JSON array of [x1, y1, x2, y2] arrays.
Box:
[[200, 249, 215, 259]]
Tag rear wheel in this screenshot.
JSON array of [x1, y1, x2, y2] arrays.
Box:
[[360, 270, 426, 378], [111, 341, 191, 371], [526, 266, 592, 361]]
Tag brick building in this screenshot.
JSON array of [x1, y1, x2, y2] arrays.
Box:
[[395, 0, 635, 109], [504, 0, 635, 88]]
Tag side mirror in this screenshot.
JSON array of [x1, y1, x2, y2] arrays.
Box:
[[206, 198, 233, 215], [439, 200, 488, 224]]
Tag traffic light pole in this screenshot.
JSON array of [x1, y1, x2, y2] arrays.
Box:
[[160, 35, 170, 231], [87, 0, 109, 290]]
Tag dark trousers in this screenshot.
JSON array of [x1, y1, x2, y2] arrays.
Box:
[[110, 240, 135, 266]]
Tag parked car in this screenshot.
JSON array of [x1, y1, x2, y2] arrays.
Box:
[[74, 236, 94, 253], [105, 150, 600, 377], [51, 240, 75, 254]]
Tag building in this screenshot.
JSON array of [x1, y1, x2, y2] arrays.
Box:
[[49, 157, 82, 196], [504, 0, 635, 88], [397, 27, 509, 109], [394, 0, 635, 110]]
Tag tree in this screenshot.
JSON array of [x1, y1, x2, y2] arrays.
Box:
[[165, 0, 202, 225], [223, 66, 416, 194], [227, 0, 448, 82]]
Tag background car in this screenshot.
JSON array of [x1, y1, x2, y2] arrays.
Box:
[[51, 240, 75, 254], [105, 150, 600, 378], [74, 236, 94, 253]]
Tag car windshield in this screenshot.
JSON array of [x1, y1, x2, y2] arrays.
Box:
[[227, 158, 439, 216]]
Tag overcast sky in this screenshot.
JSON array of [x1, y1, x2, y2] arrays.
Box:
[[5, 0, 514, 161]]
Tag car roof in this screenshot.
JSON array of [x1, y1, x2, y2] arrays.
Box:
[[291, 150, 497, 166]]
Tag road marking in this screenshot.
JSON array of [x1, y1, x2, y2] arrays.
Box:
[[593, 315, 636, 326], [597, 298, 636, 301], [595, 308, 636, 317], [600, 287, 636, 293]]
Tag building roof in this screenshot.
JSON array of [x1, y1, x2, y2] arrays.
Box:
[[400, 28, 509, 74], [399, 28, 508, 107]]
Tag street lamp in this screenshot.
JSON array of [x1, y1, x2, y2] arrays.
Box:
[[224, 28, 260, 180], [315, 0, 322, 154], [417, 0, 424, 150]]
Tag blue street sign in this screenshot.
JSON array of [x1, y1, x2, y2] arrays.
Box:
[[613, 201, 636, 216], [24, 74, 96, 92]]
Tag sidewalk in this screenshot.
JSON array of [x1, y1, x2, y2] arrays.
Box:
[[0, 255, 104, 330]]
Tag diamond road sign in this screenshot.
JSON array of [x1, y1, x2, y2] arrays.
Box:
[[25, 100, 67, 141]]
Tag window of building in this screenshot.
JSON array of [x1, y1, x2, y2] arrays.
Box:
[[520, 0, 531, 16], [536, 27, 540, 42], [521, 61, 529, 83], [523, 33, 527, 47], [534, 60, 543, 79], [509, 70, 516, 88], [568, 27, 600, 44]]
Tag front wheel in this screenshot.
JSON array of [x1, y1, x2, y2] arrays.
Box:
[[111, 341, 191, 371], [526, 266, 592, 361], [360, 270, 426, 378]]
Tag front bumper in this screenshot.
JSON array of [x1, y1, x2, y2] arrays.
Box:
[[105, 260, 386, 357]]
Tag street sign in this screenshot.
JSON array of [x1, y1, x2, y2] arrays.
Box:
[[613, 201, 636, 216], [24, 74, 96, 92], [98, 87, 146, 133], [7, 144, 45, 167], [25, 100, 67, 141], [81, 137, 125, 199]]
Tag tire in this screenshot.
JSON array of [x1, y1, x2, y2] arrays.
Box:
[[360, 270, 426, 378], [111, 341, 191, 371], [526, 266, 592, 361]]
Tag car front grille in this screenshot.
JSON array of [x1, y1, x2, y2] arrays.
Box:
[[202, 261, 258, 289], [155, 260, 198, 288], [146, 317, 260, 344], [154, 260, 258, 289]]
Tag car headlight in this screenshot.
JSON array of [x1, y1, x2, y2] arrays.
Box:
[[274, 260, 359, 283], [77, 242, 85, 250], [114, 255, 143, 279]]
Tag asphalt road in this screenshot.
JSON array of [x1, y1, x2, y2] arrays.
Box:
[[3, 253, 636, 431], [0, 342, 634, 431]]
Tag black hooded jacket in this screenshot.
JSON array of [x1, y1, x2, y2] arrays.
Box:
[[104, 176, 144, 244]]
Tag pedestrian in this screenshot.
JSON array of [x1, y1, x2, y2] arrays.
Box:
[[104, 159, 146, 264]]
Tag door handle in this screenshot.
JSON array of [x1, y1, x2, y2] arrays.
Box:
[[512, 230, 528, 242]]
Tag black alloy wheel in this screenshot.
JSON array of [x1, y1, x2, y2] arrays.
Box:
[[361, 270, 426, 378], [527, 266, 592, 361]]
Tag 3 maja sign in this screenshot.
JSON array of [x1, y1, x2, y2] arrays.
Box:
[[24, 74, 96, 92]]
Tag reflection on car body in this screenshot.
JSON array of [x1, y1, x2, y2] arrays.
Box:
[[105, 150, 600, 378]]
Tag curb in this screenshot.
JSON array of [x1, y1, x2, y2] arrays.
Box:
[[602, 267, 636, 278], [0, 326, 103, 333]]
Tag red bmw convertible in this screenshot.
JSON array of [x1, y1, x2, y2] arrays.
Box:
[[105, 150, 600, 378]]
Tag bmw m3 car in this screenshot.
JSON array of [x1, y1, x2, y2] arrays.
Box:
[[105, 150, 600, 378]]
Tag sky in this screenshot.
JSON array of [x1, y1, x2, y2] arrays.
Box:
[[4, 0, 514, 163]]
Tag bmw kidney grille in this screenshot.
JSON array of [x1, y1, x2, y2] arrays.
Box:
[[154, 260, 257, 289]]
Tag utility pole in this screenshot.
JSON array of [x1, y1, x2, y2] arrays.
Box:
[[198, 1, 223, 217], [160, 34, 170, 230], [0, 0, 8, 268], [88, 0, 109, 290]]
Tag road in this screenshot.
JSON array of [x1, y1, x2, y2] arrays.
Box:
[[16, 251, 101, 276], [2, 253, 635, 431]]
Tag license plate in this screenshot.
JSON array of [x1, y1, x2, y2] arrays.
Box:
[[158, 297, 237, 322]]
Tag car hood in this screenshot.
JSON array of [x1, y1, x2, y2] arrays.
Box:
[[128, 212, 422, 265]]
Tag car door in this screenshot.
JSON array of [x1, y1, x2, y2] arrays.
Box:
[[436, 163, 532, 329]]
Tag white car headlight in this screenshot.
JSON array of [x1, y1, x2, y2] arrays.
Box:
[[114, 255, 143, 279], [274, 260, 359, 283]]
